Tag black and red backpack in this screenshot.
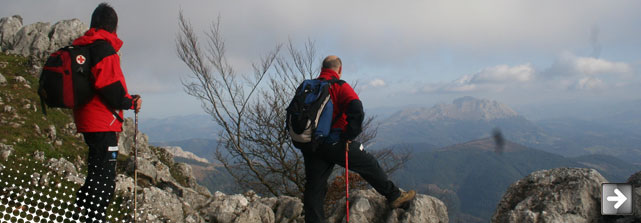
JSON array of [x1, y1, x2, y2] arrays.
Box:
[[38, 40, 116, 115]]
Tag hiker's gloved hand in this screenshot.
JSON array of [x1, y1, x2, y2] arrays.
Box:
[[345, 140, 351, 152], [132, 95, 142, 113]]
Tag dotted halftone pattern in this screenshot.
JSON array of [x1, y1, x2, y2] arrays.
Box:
[[0, 158, 140, 223]]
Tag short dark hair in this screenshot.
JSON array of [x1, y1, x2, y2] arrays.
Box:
[[322, 57, 342, 70], [90, 3, 118, 33]]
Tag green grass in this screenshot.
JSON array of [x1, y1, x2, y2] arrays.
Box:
[[0, 54, 131, 221]]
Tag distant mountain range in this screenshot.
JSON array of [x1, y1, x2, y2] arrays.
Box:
[[391, 137, 640, 223], [140, 114, 219, 142], [377, 96, 557, 150], [147, 96, 641, 164]]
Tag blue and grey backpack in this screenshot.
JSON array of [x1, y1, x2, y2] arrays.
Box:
[[286, 78, 344, 150]]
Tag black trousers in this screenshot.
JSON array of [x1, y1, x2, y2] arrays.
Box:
[[75, 132, 118, 223], [301, 141, 401, 223]]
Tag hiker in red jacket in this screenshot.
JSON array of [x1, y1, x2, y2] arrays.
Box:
[[72, 3, 141, 222], [301, 55, 415, 223]]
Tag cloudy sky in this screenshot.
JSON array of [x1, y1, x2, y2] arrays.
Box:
[[2, 0, 641, 119]]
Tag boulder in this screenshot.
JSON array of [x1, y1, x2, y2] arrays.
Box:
[[327, 189, 448, 223], [127, 156, 174, 186], [9, 22, 51, 58], [269, 196, 304, 223], [48, 19, 87, 51], [492, 168, 607, 223], [115, 174, 136, 195], [33, 150, 45, 162], [44, 124, 56, 141], [0, 143, 14, 160], [233, 201, 275, 223], [204, 193, 250, 223], [0, 72, 6, 85], [118, 117, 151, 157], [14, 75, 27, 84], [174, 162, 198, 188], [137, 186, 186, 222], [47, 157, 84, 185], [0, 15, 23, 48], [0, 16, 86, 61]]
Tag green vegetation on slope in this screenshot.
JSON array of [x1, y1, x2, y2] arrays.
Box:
[[0, 54, 131, 221]]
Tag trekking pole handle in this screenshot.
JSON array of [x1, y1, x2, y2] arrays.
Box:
[[132, 95, 141, 114]]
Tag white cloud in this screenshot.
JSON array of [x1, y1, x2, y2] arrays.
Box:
[[419, 52, 637, 94], [573, 57, 631, 75], [550, 52, 633, 77], [368, 78, 387, 88], [426, 64, 535, 93], [574, 77, 605, 90], [469, 64, 535, 83]]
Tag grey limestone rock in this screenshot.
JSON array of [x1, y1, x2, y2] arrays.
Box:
[[0, 72, 6, 85], [0, 16, 86, 61], [0, 15, 22, 48], [492, 168, 607, 223], [327, 189, 448, 223], [9, 22, 51, 58], [48, 18, 87, 51]]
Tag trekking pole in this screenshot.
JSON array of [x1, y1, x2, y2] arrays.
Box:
[[345, 141, 350, 223], [133, 111, 138, 223]]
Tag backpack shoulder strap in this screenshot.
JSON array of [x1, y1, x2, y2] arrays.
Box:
[[86, 40, 117, 67], [324, 77, 345, 85], [82, 40, 123, 123]]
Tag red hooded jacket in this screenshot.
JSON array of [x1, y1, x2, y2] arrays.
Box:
[[317, 68, 364, 141], [72, 28, 134, 133]]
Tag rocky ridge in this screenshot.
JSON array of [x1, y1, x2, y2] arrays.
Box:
[[0, 15, 87, 62], [162, 146, 210, 164]]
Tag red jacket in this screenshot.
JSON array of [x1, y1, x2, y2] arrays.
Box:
[[72, 28, 134, 133], [317, 69, 364, 141]]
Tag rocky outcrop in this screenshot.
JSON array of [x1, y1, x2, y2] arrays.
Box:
[[0, 15, 87, 61], [111, 118, 450, 223], [47, 157, 84, 185], [48, 19, 86, 52], [0, 15, 22, 50], [492, 168, 607, 223], [118, 117, 150, 157], [327, 189, 449, 223]]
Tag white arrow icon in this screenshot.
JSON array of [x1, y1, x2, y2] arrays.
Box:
[[607, 188, 628, 209]]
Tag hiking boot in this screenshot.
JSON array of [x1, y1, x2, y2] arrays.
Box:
[[391, 190, 416, 208]]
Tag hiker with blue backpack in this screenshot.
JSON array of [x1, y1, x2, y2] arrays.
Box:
[[287, 55, 415, 223]]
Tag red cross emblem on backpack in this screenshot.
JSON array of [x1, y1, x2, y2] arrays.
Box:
[[76, 55, 86, 65]]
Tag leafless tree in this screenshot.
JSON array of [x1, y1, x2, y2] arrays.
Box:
[[177, 12, 409, 198]]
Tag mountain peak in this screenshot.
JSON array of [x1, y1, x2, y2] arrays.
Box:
[[387, 97, 519, 123]]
